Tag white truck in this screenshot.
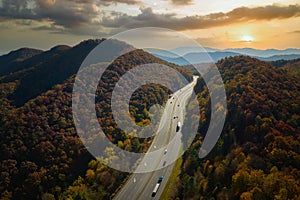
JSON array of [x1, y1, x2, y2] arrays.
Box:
[[151, 176, 163, 197]]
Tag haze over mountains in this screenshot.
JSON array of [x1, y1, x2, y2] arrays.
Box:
[[2, 45, 300, 72], [146, 47, 300, 65]]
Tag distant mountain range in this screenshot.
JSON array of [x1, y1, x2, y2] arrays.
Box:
[[146, 47, 300, 65]]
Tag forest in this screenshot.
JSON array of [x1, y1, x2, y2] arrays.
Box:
[[0, 39, 192, 199], [172, 56, 300, 199], [0, 40, 299, 199]]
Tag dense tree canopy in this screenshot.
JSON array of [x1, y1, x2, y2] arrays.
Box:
[[1, 40, 299, 199], [175, 56, 300, 199], [0, 41, 193, 199]]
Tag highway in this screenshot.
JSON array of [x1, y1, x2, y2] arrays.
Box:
[[113, 76, 198, 200]]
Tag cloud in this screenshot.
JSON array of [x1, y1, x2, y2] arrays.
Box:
[[0, 0, 101, 28], [66, 0, 141, 6], [171, 0, 193, 6], [1, 2, 299, 36], [225, 4, 300, 20], [0, 0, 141, 35], [102, 4, 300, 31], [37, 0, 56, 8], [99, 0, 141, 6], [289, 30, 300, 34], [0, 0, 36, 20]]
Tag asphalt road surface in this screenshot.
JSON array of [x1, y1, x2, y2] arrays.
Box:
[[113, 76, 198, 200]]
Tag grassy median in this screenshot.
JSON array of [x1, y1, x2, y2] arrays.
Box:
[[160, 156, 182, 200]]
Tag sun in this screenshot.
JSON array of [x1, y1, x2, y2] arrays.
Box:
[[241, 35, 255, 42]]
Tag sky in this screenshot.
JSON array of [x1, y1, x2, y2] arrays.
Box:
[[0, 0, 300, 54]]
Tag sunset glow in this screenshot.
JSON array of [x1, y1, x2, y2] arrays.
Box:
[[0, 0, 300, 53], [241, 35, 255, 42]]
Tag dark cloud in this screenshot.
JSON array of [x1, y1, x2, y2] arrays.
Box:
[[0, 0, 140, 35], [0, 0, 100, 28], [1, 1, 299, 36], [38, 4, 97, 28], [102, 4, 300, 31], [171, 0, 193, 6], [0, 0, 36, 20]]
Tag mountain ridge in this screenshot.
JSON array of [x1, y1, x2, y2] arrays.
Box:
[[0, 48, 44, 75], [0, 39, 193, 107], [0, 39, 106, 106], [148, 50, 300, 65]]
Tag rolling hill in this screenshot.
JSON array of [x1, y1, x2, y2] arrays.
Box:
[[169, 56, 300, 199]]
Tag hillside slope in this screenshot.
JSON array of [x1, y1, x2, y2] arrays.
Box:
[[171, 56, 300, 199], [0, 48, 44, 76], [0, 40, 193, 199]]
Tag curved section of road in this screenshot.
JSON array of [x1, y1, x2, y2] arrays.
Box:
[[113, 76, 198, 200]]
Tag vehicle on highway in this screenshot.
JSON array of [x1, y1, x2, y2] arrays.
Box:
[[176, 122, 181, 132], [152, 176, 163, 197], [164, 149, 167, 154], [163, 161, 166, 166]]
